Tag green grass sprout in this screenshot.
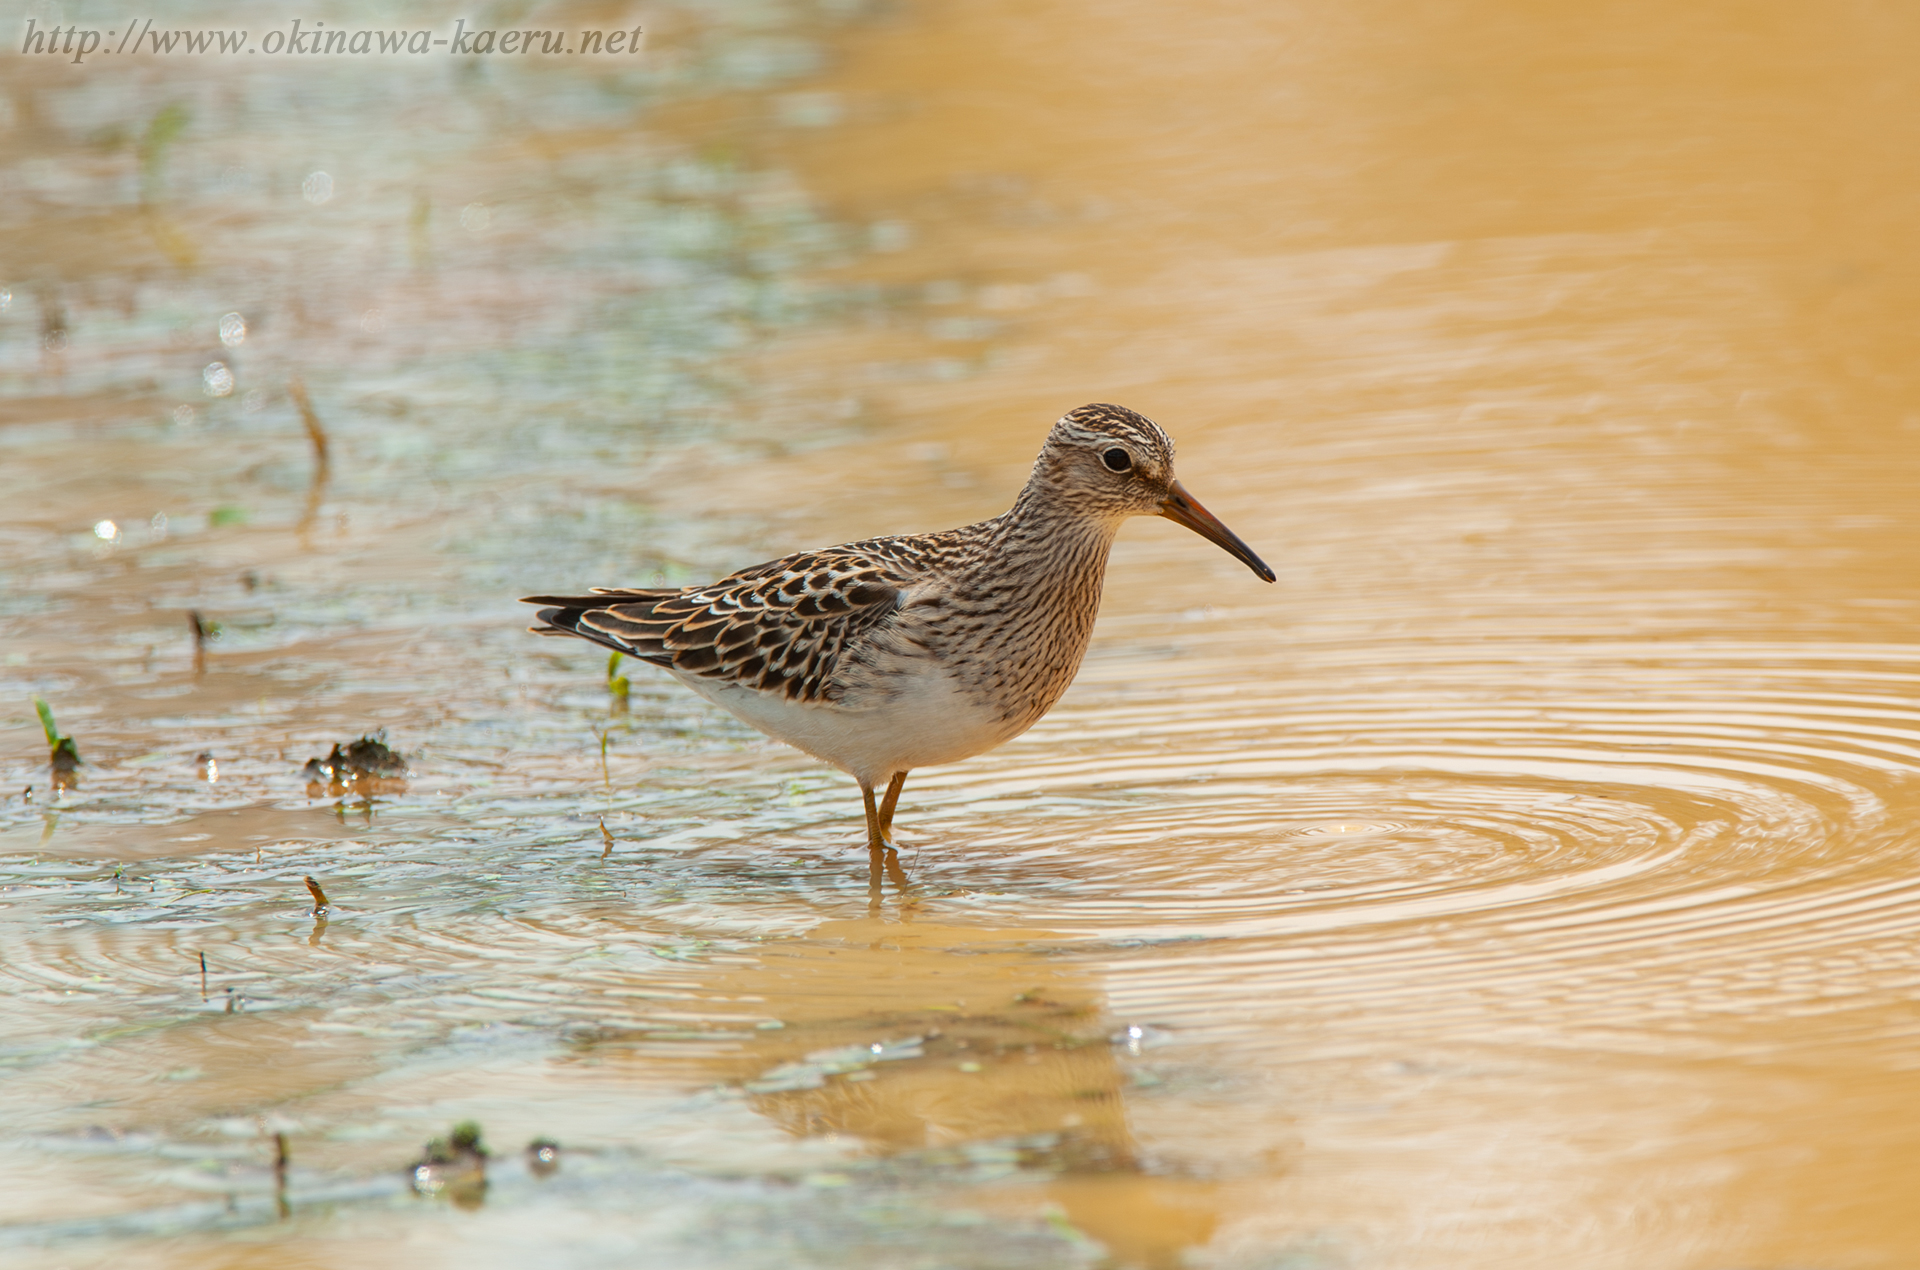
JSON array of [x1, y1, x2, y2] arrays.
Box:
[[136, 102, 190, 206], [607, 651, 630, 710], [33, 698, 80, 772]]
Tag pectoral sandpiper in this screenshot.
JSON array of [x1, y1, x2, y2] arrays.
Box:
[[523, 403, 1273, 854]]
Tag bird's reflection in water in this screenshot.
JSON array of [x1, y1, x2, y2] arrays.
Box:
[[572, 915, 1221, 1268], [866, 844, 911, 917]]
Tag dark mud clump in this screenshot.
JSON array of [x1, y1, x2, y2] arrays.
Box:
[[301, 731, 410, 796], [409, 1120, 488, 1208]]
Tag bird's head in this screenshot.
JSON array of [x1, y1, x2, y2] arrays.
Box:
[[1031, 403, 1275, 582]]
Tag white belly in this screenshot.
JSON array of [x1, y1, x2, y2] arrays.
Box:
[[668, 666, 1021, 786]]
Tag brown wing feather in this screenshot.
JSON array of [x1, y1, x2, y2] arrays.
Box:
[[522, 550, 907, 702]]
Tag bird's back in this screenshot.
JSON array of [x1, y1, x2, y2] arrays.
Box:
[[525, 507, 1119, 777]]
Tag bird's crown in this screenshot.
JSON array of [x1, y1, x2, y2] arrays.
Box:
[[1045, 403, 1176, 469]]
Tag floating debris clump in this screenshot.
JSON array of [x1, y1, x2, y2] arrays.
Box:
[[301, 731, 410, 795], [409, 1120, 488, 1209]]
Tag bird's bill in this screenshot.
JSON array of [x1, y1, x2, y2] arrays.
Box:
[[1159, 480, 1276, 582]]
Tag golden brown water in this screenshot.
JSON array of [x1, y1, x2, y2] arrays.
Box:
[[7, 2, 1920, 1266]]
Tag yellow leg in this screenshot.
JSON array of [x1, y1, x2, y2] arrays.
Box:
[[861, 777, 909, 911], [877, 771, 908, 840], [861, 774, 915, 914], [862, 772, 910, 850], [860, 780, 890, 852]]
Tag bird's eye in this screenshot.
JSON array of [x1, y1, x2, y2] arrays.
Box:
[[1102, 448, 1132, 473]]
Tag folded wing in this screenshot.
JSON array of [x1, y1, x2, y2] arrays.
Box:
[[523, 549, 906, 703]]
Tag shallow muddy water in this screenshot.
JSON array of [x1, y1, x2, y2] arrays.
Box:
[[7, 1, 1920, 1267]]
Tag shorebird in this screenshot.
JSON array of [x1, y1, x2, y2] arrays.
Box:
[[523, 403, 1273, 855]]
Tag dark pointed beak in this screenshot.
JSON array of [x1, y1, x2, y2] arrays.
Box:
[[1159, 479, 1275, 582]]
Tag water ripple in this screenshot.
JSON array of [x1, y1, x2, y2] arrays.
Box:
[[883, 638, 1920, 1059]]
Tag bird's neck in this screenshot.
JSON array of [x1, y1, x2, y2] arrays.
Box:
[[991, 479, 1125, 581], [923, 485, 1121, 727]]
